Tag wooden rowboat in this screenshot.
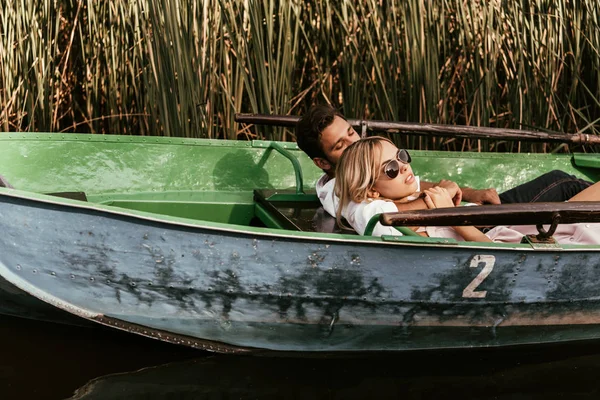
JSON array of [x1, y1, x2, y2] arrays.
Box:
[[2, 126, 600, 354]]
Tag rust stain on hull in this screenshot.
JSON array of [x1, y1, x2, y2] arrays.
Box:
[[93, 314, 257, 355]]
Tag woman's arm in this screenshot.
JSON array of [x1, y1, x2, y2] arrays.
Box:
[[392, 197, 428, 210], [423, 187, 492, 242], [451, 226, 492, 242], [421, 180, 500, 205], [420, 180, 461, 205], [393, 179, 463, 210]]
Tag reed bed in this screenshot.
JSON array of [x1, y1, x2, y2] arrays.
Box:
[[1, 0, 599, 151]]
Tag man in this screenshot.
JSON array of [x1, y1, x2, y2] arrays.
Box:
[[296, 104, 592, 220]]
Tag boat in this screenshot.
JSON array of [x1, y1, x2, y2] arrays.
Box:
[[2, 121, 600, 355]]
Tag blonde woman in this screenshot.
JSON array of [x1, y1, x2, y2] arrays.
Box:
[[334, 137, 600, 244]]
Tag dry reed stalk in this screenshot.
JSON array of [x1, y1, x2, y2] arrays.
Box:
[[0, 0, 598, 151]]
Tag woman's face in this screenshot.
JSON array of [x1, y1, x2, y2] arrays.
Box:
[[371, 141, 418, 200]]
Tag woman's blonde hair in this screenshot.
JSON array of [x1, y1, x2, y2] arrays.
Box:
[[334, 137, 395, 228]]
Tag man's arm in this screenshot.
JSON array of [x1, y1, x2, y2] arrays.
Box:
[[460, 186, 500, 204]]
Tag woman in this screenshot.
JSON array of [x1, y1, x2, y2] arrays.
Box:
[[334, 137, 600, 243]]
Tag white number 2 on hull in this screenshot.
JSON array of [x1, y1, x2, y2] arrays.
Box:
[[462, 255, 496, 298]]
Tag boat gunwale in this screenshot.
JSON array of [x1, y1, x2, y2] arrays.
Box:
[[0, 133, 257, 148], [0, 132, 586, 162], [2, 187, 599, 252]]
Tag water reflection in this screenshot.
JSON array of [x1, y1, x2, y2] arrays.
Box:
[[0, 315, 195, 400], [69, 350, 600, 400], [2, 314, 600, 399]]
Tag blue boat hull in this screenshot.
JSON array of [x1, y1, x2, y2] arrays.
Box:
[[2, 191, 600, 353]]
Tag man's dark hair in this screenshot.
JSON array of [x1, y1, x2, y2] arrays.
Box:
[[296, 104, 344, 160]]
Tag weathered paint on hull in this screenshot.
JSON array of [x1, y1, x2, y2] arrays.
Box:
[[2, 193, 600, 353]]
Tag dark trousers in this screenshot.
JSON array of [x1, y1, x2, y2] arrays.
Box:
[[499, 170, 593, 204]]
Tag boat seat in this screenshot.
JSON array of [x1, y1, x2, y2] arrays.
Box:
[[253, 189, 356, 234]]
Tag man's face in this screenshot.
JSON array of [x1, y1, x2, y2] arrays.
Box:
[[318, 116, 359, 171]]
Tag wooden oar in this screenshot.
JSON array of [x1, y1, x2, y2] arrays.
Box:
[[380, 202, 600, 239], [380, 202, 600, 227], [235, 113, 600, 144]]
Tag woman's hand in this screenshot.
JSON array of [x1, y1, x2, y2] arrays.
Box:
[[436, 180, 462, 206], [423, 186, 492, 242], [423, 186, 456, 209]]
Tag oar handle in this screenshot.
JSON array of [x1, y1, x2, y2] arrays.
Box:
[[235, 113, 600, 144], [380, 202, 600, 227]]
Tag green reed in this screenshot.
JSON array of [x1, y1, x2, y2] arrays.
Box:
[[1, 0, 599, 150]]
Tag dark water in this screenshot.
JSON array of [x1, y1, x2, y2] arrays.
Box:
[[2, 315, 600, 400]]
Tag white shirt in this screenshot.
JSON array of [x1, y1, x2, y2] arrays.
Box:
[[315, 174, 339, 218], [343, 199, 401, 236], [315, 173, 421, 236]]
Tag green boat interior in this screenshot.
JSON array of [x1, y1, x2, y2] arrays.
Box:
[[3, 134, 600, 242], [93, 189, 335, 232]]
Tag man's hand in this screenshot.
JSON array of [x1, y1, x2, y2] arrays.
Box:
[[461, 187, 501, 205], [436, 180, 462, 206]]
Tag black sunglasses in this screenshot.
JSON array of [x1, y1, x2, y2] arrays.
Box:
[[382, 149, 412, 179]]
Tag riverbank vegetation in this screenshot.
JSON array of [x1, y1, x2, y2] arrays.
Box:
[[1, 0, 599, 151]]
